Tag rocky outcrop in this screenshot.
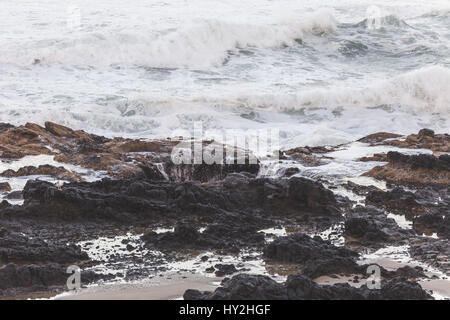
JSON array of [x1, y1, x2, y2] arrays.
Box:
[[366, 187, 429, 216], [184, 273, 433, 300], [342, 181, 382, 196], [363, 151, 450, 188], [358, 132, 403, 144], [365, 186, 449, 239], [0, 123, 445, 299], [0, 227, 88, 265], [1, 165, 83, 182], [0, 263, 102, 296], [0, 182, 11, 193], [344, 206, 413, 247], [213, 264, 239, 277], [142, 223, 266, 253], [410, 239, 450, 275], [358, 129, 449, 153], [414, 212, 450, 240], [264, 233, 358, 264], [0, 122, 259, 182], [279, 146, 334, 167], [0, 263, 68, 293], [263, 233, 361, 277], [1, 174, 345, 224], [358, 153, 388, 162]]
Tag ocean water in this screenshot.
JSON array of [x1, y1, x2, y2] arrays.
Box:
[[1, 0, 449, 148]]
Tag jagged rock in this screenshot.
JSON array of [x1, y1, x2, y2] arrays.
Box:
[[363, 151, 450, 188], [0, 182, 11, 193], [214, 264, 239, 277], [0, 263, 104, 296], [359, 129, 449, 153], [301, 257, 363, 279], [263, 233, 360, 277], [365, 186, 449, 238], [359, 153, 387, 162], [142, 223, 266, 253], [344, 205, 413, 246], [342, 181, 382, 196], [279, 146, 332, 167], [0, 227, 89, 265], [0, 122, 259, 182], [414, 212, 450, 240], [0, 263, 68, 292], [1, 165, 82, 182], [184, 274, 288, 300], [1, 174, 345, 225], [358, 132, 403, 144], [0, 123, 14, 133], [410, 239, 450, 275], [5, 191, 23, 200], [184, 273, 433, 300]]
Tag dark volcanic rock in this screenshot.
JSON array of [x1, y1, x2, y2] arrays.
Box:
[[344, 206, 413, 246], [0, 263, 104, 296], [0, 227, 89, 265], [359, 129, 449, 153], [184, 273, 433, 300], [359, 153, 387, 162], [301, 257, 363, 279], [366, 187, 427, 216], [263, 233, 360, 277], [6, 190, 23, 200], [264, 233, 358, 264], [279, 146, 333, 167], [366, 186, 449, 239], [411, 188, 449, 239], [342, 181, 382, 196], [409, 239, 450, 275], [214, 264, 239, 277], [1, 174, 345, 225], [413, 213, 450, 240], [0, 122, 259, 182], [142, 222, 266, 253], [364, 151, 450, 188], [1, 165, 82, 182], [0, 263, 67, 292], [184, 274, 288, 300]]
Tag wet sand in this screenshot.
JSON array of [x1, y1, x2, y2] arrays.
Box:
[[55, 273, 220, 300]]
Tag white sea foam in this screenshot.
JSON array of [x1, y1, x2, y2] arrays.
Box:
[[0, 0, 448, 147], [0, 9, 337, 68]]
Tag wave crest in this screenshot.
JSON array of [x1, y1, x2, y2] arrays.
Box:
[[1, 9, 337, 68]]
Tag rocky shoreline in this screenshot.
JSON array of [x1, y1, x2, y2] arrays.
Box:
[[0, 122, 448, 299]]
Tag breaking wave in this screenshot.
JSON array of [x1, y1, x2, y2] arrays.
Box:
[[1, 9, 337, 68]]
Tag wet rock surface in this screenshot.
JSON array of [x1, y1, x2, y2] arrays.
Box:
[[143, 223, 266, 254], [279, 146, 334, 167], [0, 122, 259, 182], [0, 263, 103, 297], [359, 129, 449, 153], [364, 151, 450, 188], [344, 205, 413, 247], [0, 123, 448, 299], [184, 273, 433, 300], [410, 239, 450, 275], [0, 227, 88, 265], [0, 182, 11, 193], [264, 233, 358, 264], [1, 173, 345, 227], [1, 165, 83, 182]]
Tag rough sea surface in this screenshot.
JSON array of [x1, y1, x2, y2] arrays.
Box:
[[0, 0, 449, 149]]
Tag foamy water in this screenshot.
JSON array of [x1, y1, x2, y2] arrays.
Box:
[[0, 0, 449, 147]]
